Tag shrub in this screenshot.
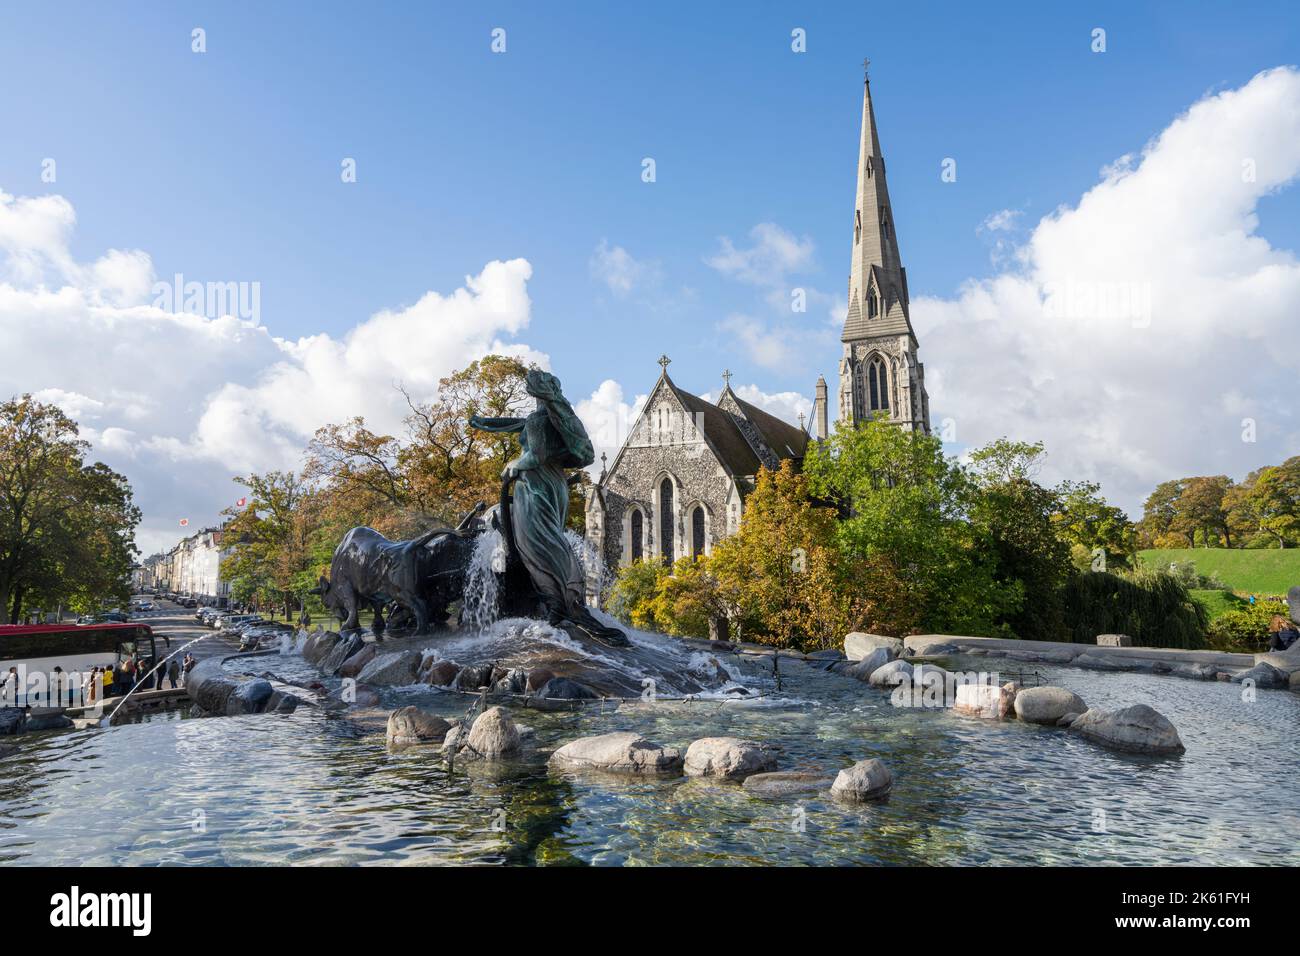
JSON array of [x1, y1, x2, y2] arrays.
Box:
[[607, 559, 668, 632], [1064, 568, 1208, 649], [1205, 599, 1289, 653]]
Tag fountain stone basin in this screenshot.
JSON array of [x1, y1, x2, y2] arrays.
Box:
[[309, 615, 741, 701]]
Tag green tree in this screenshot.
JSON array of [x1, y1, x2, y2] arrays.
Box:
[[220, 470, 318, 618], [1053, 479, 1137, 570], [0, 395, 140, 622], [968, 439, 1073, 641], [1248, 458, 1300, 548]]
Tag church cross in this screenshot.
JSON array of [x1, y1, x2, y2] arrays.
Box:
[[862, 57, 871, 77], [657, 354, 672, 374], [722, 368, 732, 388]]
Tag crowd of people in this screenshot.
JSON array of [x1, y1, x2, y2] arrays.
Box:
[[2, 653, 198, 708]]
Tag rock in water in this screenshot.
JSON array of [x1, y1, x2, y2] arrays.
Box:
[[844, 632, 903, 661], [953, 682, 1017, 719], [683, 737, 778, 780], [338, 644, 377, 679], [829, 759, 893, 802], [303, 631, 341, 666], [1014, 686, 1088, 725], [868, 659, 913, 688], [387, 705, 452, 746], [451, 663, 495, 691], [1069, 704, 1185, 755], [742, 771, 835, 798], [226, 678, 274, 715], [1231, 662, 1287, 689], [548, 731, 682, 774], [462, 706, 521, 758], [537, 677, 599, 700], [844, 647, 891, 683], [320, 633, 364, 675], [356, 650, 421, 687]]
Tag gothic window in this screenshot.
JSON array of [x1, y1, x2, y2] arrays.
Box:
[[868, 357, 889, 412], [630, 510, 643, 562], [659, 479, 675, 566], [867, 287, 878, 318], [855, 209, 861, 245], [691, 507, 706, 559]]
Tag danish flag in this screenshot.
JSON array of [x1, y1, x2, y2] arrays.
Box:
[[179, 518, 190, 527], [236, 497, 247, 507]]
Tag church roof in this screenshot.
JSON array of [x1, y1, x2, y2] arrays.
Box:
[[666, 380, 764, 476], [725, 389, 810, 460]]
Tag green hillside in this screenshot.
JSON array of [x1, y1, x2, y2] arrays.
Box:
[[1139, 548, 1300, 597]]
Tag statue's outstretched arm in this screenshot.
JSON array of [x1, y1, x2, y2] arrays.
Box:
[[468, 415, 527, 433]]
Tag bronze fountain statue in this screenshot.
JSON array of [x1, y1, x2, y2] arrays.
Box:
[[313, 369, 628, 648]]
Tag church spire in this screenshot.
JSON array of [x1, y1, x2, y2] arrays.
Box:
[[842, 68, 912, 343]]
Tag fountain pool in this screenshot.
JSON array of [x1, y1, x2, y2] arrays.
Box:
[[1, 648, 1297, 866]]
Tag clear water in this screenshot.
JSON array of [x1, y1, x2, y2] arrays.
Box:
[[1, 650, 1297, 866]]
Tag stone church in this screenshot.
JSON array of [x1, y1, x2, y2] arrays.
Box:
[[585, 70, 930, 572]]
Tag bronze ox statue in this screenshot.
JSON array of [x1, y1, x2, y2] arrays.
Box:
[[312, 505, 484, 634]]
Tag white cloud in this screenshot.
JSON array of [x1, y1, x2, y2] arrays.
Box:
[[979, 208, 1021, 233], [575, 378, 647, 474], [589, 240, 660, 297], [706, 222, 815, 286], [0, 188, 547, 554], [702, 383, 812, 430], [915, 66, 1300, 514]]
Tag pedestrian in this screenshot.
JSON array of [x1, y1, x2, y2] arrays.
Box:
[[2, 666, 18, 705], [122, 655, 136, 692], [166, 657, 181, 689], [102, 664, 114, 699], [85, 667, 98, 705]]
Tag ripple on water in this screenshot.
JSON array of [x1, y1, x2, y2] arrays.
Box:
[[0, 650, 1297, 866]]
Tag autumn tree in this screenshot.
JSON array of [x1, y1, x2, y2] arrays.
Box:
[[220, 470, 319, 617]]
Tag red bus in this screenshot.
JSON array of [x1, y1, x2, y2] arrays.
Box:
[[0, 622, 157, 708]]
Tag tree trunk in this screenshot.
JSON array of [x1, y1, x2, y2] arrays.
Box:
[[9, 587, 24, 625]]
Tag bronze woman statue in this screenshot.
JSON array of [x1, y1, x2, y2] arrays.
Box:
[[469, 369, 628, 647]]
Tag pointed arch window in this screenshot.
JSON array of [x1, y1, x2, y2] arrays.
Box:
[[659, 479, 675, 566], [868, 357, 889, 412], [630, 510, 644, 562], [867, 287, 878, 319], [691, 506, 706, 559], [855, 209, 862, 245]]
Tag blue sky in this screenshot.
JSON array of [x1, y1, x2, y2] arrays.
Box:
[[2, 1, 1299, 548]]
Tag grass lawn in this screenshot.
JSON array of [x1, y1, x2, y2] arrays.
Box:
[[1188, 588, 1246, 621], [1139, 548, 1300, 597]]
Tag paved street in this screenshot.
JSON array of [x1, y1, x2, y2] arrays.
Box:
[[129, 596, 245, 663]]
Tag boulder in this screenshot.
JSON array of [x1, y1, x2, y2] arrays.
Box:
[[451, 663, 495, 691], [806, 649, 845, 662], [1068, 704, 1185, 755], [419, 660, 457, 686], [742, 771, 835, 798], [829, 758, 893, 803], [1057, 711, 1082, 727], [460, 706, 521, 758], [537, 677, 599, 700], [843, 647, 891, 683], [302, 631, 341, 667], [683, 737, 778, 780], [226, 678, 274, 715], [356, 650, 421, 687], [0, 709, 24, 735], [905, 636, 960, 656], [328, 684, 380, 709], [868, 659, 913, 688], [844, 632, 903, 662], [386, 705, 452, 746], [1095, 633, 1133, 647], [1014, 686, 1088, 725], [1287, 585, 1300, 626], [1231, 662, 1288, 689], [548, 731, 682, 774], [1171, 662, 1216, 681], [266, 690, 299, 713], [1073, 652, 1134, 671], [338, 644, 377, 679], [23, 712, 72, 732], [320, 633, 364, 675], [492, 668, 529, 696], [953, 681, 1017, 719]]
